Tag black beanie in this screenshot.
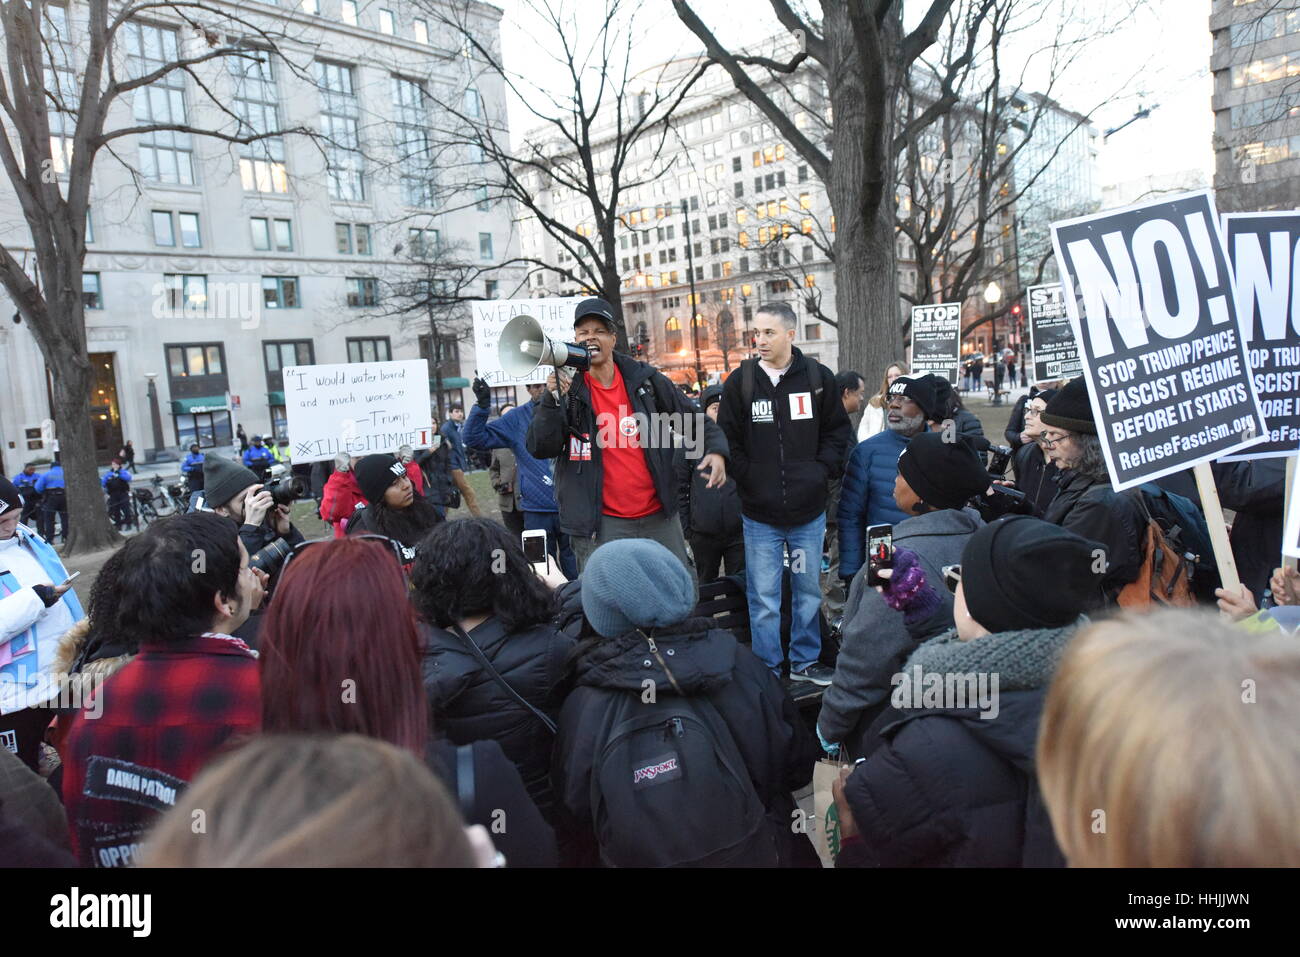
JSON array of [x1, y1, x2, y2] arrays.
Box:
[[887, 374, 942, 421], [700, 384, 724, 410], [0, 476, 21, 516], [355, 454, 407, 504], [1039, 376, 1095, 434], [203, 456, 260, 508], [961, 515, 1104, 633], [897, 432, 991, 510]]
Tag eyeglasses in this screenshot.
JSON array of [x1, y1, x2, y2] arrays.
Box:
[[1037, 431, 1068, 449], [1024, 406, 1044, 417], [281, 534, 411, 577], [942, 564, 962, 594]]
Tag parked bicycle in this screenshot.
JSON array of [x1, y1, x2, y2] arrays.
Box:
[[130, 475, 187, 528]]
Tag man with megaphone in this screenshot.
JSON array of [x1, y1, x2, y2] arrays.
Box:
[[524, 297, 729, 575]]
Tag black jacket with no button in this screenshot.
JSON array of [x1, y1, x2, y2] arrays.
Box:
[[525, 352, 729, 540], [716, 350, 852, 527], [1043, 469, 1142, 596], [420, 617, 575, 819]]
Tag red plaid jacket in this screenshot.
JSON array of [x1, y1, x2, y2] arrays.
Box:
[[61, 634, 261, 867]]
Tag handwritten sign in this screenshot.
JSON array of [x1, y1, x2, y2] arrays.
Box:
[[472, 297, 580, 386], [281, 359, 434, 463]]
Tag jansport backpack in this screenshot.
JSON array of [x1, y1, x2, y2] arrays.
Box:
[[590, 694, 778, 868]]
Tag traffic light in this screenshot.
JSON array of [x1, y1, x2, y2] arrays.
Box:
[[1011, 303, 1022, 317]]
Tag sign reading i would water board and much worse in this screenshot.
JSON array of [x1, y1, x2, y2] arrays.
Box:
[[1051, 190, 1267, 490], [1221, 210, 1300, 460], [1027, 283, 1082, 383], [281, 359, 435, 463], [472, 297, 581, 386], [910, 302, 962, 383]]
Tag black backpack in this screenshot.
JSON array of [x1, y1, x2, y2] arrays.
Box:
[[590, 693, 778, 868], [105, 472, 129, 496]]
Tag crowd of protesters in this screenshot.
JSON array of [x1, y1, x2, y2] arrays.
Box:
[[0, 297, 1298, 869]]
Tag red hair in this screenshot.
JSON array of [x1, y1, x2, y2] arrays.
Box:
[[259, 538, 428, 755]]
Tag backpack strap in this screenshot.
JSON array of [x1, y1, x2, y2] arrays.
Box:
[[741, 357, 755, 411], [449, 624, 557, 735], [456, 743, 476, 819], [805, 354, 822, 406]]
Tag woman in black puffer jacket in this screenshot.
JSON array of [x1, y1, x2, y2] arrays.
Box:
[[411, 518, 574, 820]]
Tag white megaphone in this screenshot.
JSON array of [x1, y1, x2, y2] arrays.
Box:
[[498, 313, 591, 377]]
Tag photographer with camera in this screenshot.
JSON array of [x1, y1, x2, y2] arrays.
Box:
[[818, 431, 991, 760], [197, 456, 304, 593]]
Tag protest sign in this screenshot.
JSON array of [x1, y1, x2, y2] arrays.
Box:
[[1221, 211, 1300, 461], [909, 302, 962, 383], [1285, 457, 1300, 564], [1026, 283, 1081, 383], [472, 297, 581, 386], [1050, 190, 1267, 491], [280, 359, 434, 463]]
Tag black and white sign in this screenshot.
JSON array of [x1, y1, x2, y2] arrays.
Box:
[[1221, 211, 1300, 460], [1051, 190, 1267, 490], [910, 302, 961, 383], [1027, 283, 1081, 384]]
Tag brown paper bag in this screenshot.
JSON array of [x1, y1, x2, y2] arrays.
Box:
[[810, 758, 849, 867]]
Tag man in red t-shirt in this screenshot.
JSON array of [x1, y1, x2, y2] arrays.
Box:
[[527, 298, 729, 574]]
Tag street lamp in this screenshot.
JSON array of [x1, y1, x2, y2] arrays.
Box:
[[983, 282, 1003, 405], [144, 372, 168, 463], [739, 283, 755, 359]]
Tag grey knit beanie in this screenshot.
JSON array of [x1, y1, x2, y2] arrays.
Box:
[[580, 539, 697, 638], [203, 456, 260, 508]]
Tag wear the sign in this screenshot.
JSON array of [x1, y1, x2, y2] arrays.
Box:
[[1027, 283, 1081, 384], [472, 297, 581, 386], [281, 360, 434, 463], [1221, 211, 1300, 460], [1051, 190, 1267, 490], [910, 303, 961, 384]]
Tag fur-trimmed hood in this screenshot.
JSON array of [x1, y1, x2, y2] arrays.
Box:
[[52, 619, 134, 686]]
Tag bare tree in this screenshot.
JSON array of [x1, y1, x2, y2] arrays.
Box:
[[0, 1, 316, 553], [413, 0, 710, 352]]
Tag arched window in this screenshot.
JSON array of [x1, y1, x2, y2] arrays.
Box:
[[692, 314, 710, 349], [665, 316, 683, 352], [635, 320, 648, 344]]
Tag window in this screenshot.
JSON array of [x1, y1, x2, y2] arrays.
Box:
[[346, 277, 379, 307], [250, 217, 293, 251], [347, 337, 392, 362], [317, 61, 365, 200], [354, 224, 371, 255], [805, 323, 821, 340], [803, 245, 814, 263], [250, 217, 270, 251], [85, 210, 94, 243], [465, 89, 482, 118], [798, 165, 809, 183], [805, 274, 817, 288], [414, 18, 429, 43], [274, 218, 293, 251], [341, 0, 357, 25], [477, 185, 491, 211], [479, 232, 494, 260], [264, 340, 314, 374], [162, 274, 208, 314], [300, 0, 318, 13], [753, 175, 763, 193], [1233, 54, 1297, 87], [485, 280, 498, 299], [124, 23, 193, 184], [801, 218, 814, 234], [167, 344, 225, 378], [736, 209, 748, 224], [178, 212, 201, 247], [800, 193, 812, 210], [665, 316, 683, 351], [44, 6, 75, 178], [740, 255, 749, 272], [262, 276, 300, 309], [409, 227, 439, 257], [738, 231, 750, 247], [229, 51, 288, 193], [379, 8, 395, 34], [392, 76, 434, 207], [153, 211, 175, 246], [734, 181, 744, 198], [82, 273, 102, 310], [336, 223, 353, 254], [732, 156, 742, 172]]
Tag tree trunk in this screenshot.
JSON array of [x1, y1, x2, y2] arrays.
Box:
[[49, 346, 121, 555], [600, 267, 631, 354], [825, 4, 903, 384]]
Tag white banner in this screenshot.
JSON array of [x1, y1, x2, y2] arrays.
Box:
[[281, 359, 434, 463], [472, 297, 581, 386]]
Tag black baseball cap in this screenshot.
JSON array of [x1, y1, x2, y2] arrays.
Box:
[[574, 298, 618, 332]]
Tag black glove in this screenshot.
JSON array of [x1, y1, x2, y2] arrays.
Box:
[[32, 584, 58, 608], [472, 377, 491, 408]]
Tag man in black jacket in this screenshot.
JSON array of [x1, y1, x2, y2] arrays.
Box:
[[717, 302, 852, 685], [526, 297, 728, 574], [676, 384, 744, 581]]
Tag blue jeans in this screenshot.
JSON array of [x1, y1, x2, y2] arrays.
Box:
[[524, 511, 577, 581], [743, 512, 825, 674]]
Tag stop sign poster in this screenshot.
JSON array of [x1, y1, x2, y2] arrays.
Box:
[[910, 302, 961, 384], [1220, 211, 1300, 460], [1050, 190, 1267, 490]]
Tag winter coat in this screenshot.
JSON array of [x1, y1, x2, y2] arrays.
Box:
[[47, 619, 135, 753], [1043, 469, 1142, 597], [716, 350, 852, 527], [552, 618, 817, 867], [180, 453, 205, 491], [421, 617, 574, 818], [837, 624, 1074, 867], [819, 507, 984, 753], [858, 398, 887, 442], [440, 420, 468, 471], [0, 748, 75, 866], [61, 634, 261, 867], [952, 408, 985, 440], [320, 469, 366, 534], [464, 401, 559, 514], [426, 737, 557, 867], [674, 445, 742, 541], [242, 445, 274, 470], [1011, 442, 1060, 518], [837, 428, 918, 579], [526, 352, 729, 540], [490, 448, 519, 513], [416, 442, 458, 511]]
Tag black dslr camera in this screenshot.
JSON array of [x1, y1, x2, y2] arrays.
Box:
[[970, 484, 1035, 522], [263, 464, 306, 507]]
